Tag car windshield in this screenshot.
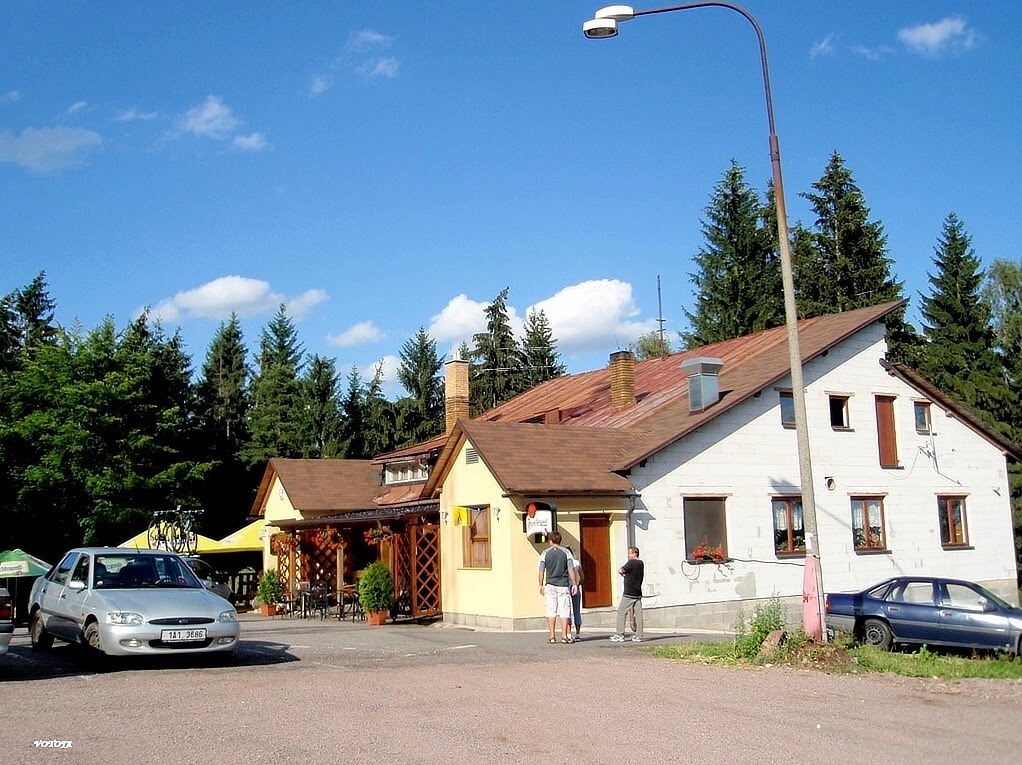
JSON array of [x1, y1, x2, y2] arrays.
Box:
[[93, 554, 203, 590]]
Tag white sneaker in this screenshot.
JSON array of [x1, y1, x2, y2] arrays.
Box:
[[631, 636, 642, 642], [610, 634, 625, 642]]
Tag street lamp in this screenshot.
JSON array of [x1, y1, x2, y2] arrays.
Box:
[[583, 2, 827, 640]]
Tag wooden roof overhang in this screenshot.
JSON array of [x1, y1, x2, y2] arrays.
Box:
[[271, 502, 439, 529]]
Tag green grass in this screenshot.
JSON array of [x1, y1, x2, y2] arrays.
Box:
[[647, 639, 1022, 679], [646, 598, 1022, 678]]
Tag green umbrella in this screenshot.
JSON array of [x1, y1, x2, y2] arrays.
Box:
[[0, 548, 51, 624], [0, 548, 51, 578]]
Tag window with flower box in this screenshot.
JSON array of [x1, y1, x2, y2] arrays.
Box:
[[684, 497, 728, 562], [937, 495, 969, 548], [851, 496, 887, 551], [771, 496, 805, 555], [462, 506, 491, 568]]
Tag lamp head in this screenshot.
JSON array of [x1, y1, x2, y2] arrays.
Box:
[[582, 6, 634, 39], [582, 17, 618, 38]]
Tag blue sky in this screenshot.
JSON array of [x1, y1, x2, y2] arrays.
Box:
[[2, 2, 1019, 399]]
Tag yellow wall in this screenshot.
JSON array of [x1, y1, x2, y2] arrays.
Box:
[[440, 439, 629, 623], [259, 475, 301, 572]]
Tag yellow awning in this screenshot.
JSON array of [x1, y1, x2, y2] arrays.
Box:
[[216, 519, 269, 552], [118, 529, 229, 554]]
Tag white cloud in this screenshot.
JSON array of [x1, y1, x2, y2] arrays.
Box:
[[148, 276, 326, 323], [0, 90, 21, 105], [285, 289, 328, 319], [427, 280, 654, 362], [898, 17, 977, 57], [66, 100, 89, 115], [851, 44, 890, 61], [307, 74, 333, 97], [809, 35, 835, 58], [357, 57, 400, 82], [115, 107, 159, 122], [360, 354, 400, 387], [233, 132, 268, 151], [347, 29, 392, 53], [328, 321, 385, 348], [529, 279, 656, 357], [0, 126, 102, 173], [428, 294, 495, 349], [178, 95, 240, 140]]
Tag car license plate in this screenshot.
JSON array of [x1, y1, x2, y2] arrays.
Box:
[[160, 628, 206, 642]]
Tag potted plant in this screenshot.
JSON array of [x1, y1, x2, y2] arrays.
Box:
[[255, 570, 283, 616], [358, 561, 394, 625]]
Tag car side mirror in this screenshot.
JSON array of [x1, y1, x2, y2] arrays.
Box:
[[981, 599, 998, 613], [67, 579, 86, 591]]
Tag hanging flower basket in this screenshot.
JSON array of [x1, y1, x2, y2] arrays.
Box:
[[363, 527, 391, 546], [314, 527, 339, 547], [270, 533, 298, 556]]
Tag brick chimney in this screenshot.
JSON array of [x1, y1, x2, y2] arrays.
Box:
[[682, 357, 724, 412], [609, 350, 636, 408], [444, 357, 470, 434]]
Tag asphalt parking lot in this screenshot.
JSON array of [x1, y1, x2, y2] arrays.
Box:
[[2, 614, 1021, 765]]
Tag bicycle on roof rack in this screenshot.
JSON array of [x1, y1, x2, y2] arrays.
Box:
[[146, 506, 204, 554]]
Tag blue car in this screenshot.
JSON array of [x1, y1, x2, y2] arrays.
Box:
[[825, 576, 1022, 654]]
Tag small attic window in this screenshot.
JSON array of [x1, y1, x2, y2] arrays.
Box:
[[465, 447, 480, 465], [384, 460, 428, 485]]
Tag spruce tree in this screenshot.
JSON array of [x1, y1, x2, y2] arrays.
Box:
[[362, 363, 397, 457], [338, 366, 367, 459], [683, 161, 783, 347], [194, 315, 253, 536], [15, 272, 58, 352], [917, 214, 1010, 428], [395, 327, 444, 445], [298, 354, 343, 458], [243, 304, 304, 465], [521, 309, 566, 387], [470, 287, 526, 411], [793, 152, 902, 316]]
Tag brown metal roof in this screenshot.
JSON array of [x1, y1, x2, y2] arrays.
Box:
[[425, 302, 910, 496]]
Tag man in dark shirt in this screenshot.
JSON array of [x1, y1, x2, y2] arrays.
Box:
[[610, 546, 644, 642]]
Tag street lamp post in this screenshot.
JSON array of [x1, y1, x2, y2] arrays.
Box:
[[583, 2, 827, 640]]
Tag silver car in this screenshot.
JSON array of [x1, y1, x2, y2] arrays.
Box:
[[28, 548, 239, 658]]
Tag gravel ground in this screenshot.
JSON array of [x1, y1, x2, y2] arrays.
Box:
[[2, 614, 1020, 765]]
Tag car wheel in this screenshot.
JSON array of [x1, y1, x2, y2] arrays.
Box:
[[30, 611, 54, 651], [83, 621, 104, 655], [863, 618, 893, 650]]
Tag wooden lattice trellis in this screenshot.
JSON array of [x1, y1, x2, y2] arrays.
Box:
[[411, 523, 441, 617]]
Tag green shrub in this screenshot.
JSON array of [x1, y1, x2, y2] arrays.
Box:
[[359, 561, 395, 614], [255, 570, 283, 605], [733, 596, 786, 659]]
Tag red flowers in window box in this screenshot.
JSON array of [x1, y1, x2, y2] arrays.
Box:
[[690, 540, 728, 563]]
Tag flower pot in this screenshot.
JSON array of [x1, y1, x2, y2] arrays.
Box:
[[366, 610, 388, 626], [259, 603, 278, 617]]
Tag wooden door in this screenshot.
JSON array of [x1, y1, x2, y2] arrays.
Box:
[[579, 514, 612, 608]]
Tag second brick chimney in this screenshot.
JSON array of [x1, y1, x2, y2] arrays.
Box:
[[444, 357, 470, 434], [609, 350, 636, 408]]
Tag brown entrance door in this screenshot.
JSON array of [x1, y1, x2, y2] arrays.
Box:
[[579, 514, 612, 608]]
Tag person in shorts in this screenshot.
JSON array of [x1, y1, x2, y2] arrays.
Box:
[[537, 531, 578, 644]]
